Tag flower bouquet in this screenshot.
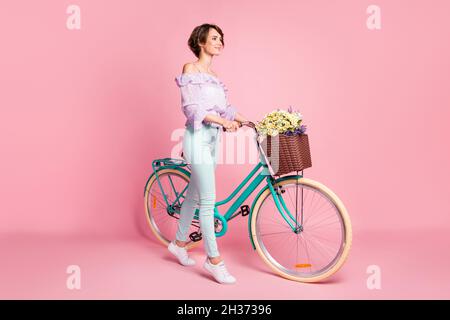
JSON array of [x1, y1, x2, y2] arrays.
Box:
[[255, 106, 307, 137], [255, 106, 312, 176]]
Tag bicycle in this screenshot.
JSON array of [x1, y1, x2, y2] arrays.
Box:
[[144, 121, 352, 282]]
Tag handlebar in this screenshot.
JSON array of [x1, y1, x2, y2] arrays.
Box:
[[222, 120, 257, 132]]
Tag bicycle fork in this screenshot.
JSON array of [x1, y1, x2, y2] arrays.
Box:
[[267, 177, 304, 234]]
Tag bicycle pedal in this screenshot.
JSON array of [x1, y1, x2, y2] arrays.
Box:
[[189, 231, 202, 242], [240, 205, 250, 217]]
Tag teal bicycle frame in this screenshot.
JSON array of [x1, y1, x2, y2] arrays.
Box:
[[144, 128, 304, 250]]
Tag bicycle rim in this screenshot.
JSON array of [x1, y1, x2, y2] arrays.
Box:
[[253, 178, 350, 281]]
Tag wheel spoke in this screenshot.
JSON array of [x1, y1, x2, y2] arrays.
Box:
[[259, 230, 295, 237], [146, 171, 194, 245], [307, 216, 340, 231], [254, 180, 348, 279], [304, 196, 329, 225], [305, 207, 335, 226], [302, 232, 338, 267]]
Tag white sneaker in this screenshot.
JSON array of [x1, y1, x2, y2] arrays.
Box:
[[203, 258, 237, 284], [168, 241, 195, 266]]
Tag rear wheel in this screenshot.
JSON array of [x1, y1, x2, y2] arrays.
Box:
[[144, 168, 201, 250]]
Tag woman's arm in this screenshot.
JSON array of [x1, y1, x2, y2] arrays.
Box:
[[233, 112, 248, 124], [204, 114, 225, 125], [205, 112, 248, 126], [204, 114, 239, 131]]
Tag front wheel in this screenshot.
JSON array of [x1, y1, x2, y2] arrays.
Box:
[[250, 177, 352, 282]]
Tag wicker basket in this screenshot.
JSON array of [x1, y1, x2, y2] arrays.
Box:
[[261, 134, 312, 176]]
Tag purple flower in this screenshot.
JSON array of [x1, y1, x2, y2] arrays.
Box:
[[283, 124, 307, 136]]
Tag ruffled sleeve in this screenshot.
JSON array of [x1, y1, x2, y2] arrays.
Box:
[[175, 72, 238, 130], [211, 79, 237, 121], [220, 104, 237, 121], [175, 73, 210, 130]]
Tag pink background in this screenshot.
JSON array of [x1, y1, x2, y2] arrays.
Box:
[[1, 0, 449, 299]]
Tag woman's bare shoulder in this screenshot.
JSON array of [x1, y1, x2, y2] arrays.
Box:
[[180, 62, 219, 78], [182, 63, 197, 74]]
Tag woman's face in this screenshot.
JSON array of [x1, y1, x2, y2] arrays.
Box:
[[199, 28, 224, 56]]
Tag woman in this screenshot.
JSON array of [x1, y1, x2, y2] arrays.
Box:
[[168, 23, 249, 284]]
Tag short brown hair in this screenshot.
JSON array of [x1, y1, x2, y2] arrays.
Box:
[[188, 24, 225, 58]]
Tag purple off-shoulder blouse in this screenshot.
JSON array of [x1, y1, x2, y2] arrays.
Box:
[[174, 72, 237, 130]]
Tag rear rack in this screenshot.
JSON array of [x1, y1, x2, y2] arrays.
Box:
[[152, 157, 188, 171], [144, 157, 190, 198]]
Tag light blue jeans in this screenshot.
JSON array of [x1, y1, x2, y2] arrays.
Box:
[[175, 124, 221, 258]]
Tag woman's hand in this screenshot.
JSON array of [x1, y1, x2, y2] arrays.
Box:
[[233, 112, 249, 124], [222, 119, 240, 132], [232, 121, 241, 129]]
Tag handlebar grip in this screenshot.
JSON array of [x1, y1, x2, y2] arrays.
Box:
[[222, 121, 256, 132]]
